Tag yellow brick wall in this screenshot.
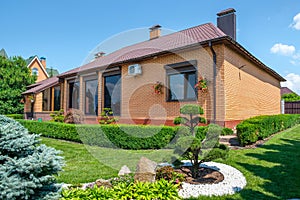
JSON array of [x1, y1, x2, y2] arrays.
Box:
[[24, 95, 32, 112], [223, 46, 281, 121], [120, 45, 225, 122], [34, 92, 43, 112]]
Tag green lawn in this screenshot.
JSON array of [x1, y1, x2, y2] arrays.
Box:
[[42, 137, 175, 184], [42, 125, 300, 200]]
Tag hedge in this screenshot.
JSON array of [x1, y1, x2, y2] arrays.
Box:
[[17, 120, 178, 150], [17, 120, 231, 150], [5, 114, 24, 119], [236, 114, 300, 146]]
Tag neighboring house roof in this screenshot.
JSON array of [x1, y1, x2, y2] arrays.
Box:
[[22, 76, 59, 95], [281, 87, 296, 96], [46, 68, 59, 77], [58, 23, 285, 82], [0, 48, 8, 58], [26, 56, 49, 78]]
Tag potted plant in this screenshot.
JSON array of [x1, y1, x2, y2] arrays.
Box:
[[195, 77, 208, 93], [28, 95, 34, 103], [153, 81, 163, 95]]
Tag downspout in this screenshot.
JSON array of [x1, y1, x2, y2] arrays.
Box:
[[209, 41, 217, 124]]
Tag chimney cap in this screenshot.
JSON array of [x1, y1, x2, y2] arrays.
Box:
[[95, 51, 105, 58], [40, 57, 46, 60], [217, 8, 236, 16], [149, 24, 161, 30]]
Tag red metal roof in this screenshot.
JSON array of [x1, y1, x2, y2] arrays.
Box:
[[22, 76, 59, 95], [59, 23, 226, 77], [281, 87, 296, 96]]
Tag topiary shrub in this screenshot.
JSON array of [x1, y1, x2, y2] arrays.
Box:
[[98, 108, 118, 125], [0, 115, 64, 200], [174, 104, 228, 178]]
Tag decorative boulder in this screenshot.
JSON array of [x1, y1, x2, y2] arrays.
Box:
[[134, 157, 157, 183], [95, 179, 112, 188], [118, 165, 131, 176]]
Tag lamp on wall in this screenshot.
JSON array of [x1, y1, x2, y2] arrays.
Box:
[[239, 65, 246, 80]]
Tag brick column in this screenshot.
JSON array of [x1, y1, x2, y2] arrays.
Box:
[[97, 71, 102, 116], [79, 76, 84, 112], [63, 79, 67, 114]]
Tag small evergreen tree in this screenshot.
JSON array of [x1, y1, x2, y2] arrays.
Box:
[[174, 104, 228, 178], [0, 115, 64, 199]]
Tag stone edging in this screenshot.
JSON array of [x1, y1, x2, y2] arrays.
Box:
[[178, 161, 247, 198]]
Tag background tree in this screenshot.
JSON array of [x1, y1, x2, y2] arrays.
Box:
[[0, 56, 36, 114], [174, 104, 228, 178], [0, 115, 64, 199], [282, 93, 300, 102]]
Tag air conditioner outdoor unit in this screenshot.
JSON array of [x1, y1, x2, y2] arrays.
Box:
[[128, 64, 142, 76]]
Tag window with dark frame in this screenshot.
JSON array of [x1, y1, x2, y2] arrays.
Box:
[[84, 79, 98, 115], [53, 86, 61, 111], [68, 81, 80, 109], [42, 88, 51, 111], [165, 61, 197, 101]]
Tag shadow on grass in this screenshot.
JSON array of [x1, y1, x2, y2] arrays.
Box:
[[236, 138, 300, 200]]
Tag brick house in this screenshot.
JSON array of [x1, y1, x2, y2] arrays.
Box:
[[23, 9, 285, 128]]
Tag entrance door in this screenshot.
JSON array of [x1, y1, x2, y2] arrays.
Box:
[[104, 74, 121, 116]]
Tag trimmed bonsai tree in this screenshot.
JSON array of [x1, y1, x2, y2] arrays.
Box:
[[0, 115, 64, 199], [173, 104, 206, 136], [174, 104, 228, 178]]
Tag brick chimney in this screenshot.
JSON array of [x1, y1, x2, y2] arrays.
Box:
[[217, 8, 236, 40], [149, 25, 161, 40], [40, 57, 46, 69]]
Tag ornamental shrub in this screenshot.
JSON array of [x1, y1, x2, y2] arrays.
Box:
[[64, 109, 84, 124], [221, 127, 234, 135], [50, 109, 64, 123], [0, 115, 64, 200]]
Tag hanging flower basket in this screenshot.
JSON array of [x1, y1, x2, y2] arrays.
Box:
[[195, 77, 208, 93], [153, 81, 163, 95]]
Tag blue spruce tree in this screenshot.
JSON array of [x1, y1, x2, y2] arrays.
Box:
[[0, 115, 64, 199]]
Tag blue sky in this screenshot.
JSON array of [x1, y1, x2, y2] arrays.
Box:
[[1, 1, 300, 92]]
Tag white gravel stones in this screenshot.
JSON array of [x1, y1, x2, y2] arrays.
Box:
[[178, 161, 247, 198]]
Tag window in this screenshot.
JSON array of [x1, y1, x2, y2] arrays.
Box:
[[68, 81, 80, 109], [42, 88, 52, 111], [53, 86, 61, 111], [104, 74, 121, 116], [165, 61, 197, 101], [32, 68, 39, 76], [85, 79, 98, 115]]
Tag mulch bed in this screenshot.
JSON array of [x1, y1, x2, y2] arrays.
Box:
[[174, 166, 224, 184]]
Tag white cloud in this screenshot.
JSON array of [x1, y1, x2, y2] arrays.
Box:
[[270, 43, 296, 56], [291, 13, 300, 30], [281, 73, 300, 94]]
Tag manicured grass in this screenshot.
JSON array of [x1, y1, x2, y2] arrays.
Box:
[[42, 125, 300, 199], [41, 137, 175, 184], [189, 125, 300, 200]]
